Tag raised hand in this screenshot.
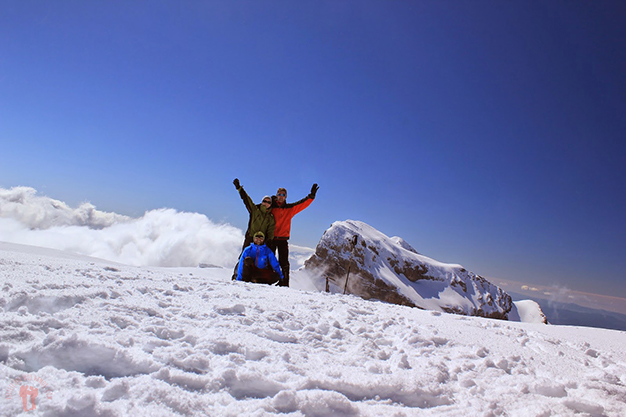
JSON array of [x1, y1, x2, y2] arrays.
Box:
[[310, 183, 319, 198]]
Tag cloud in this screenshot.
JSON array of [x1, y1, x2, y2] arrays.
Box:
[[0, 186, 130, 229], [0, 186, 244, 267], [288, 244, 316, 270]]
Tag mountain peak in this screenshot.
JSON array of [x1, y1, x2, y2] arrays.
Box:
[[305, 220, 514, 319]]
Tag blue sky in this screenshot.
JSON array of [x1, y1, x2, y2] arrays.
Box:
[[1, 1, 625, 298]]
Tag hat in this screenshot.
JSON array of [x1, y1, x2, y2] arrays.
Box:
[[262, 195, 272, 203], [254, 231, 265, 239]]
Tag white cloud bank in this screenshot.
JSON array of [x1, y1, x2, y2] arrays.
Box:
[[0, 186, 243, 267]]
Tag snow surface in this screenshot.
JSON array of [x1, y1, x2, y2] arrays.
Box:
[[2, 242, 626, 416]]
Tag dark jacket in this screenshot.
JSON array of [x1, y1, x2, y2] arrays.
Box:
[[237, 186, 275, 240]]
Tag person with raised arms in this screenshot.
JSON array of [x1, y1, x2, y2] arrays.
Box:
[[270, 183, 319, 287], [231, 178, 276, 280]]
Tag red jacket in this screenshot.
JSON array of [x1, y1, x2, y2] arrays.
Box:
[[271, 196, 314, 239]]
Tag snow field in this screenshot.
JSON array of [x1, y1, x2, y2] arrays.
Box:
[[1, 243, 625, 416]]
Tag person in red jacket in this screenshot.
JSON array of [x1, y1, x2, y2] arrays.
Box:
[[270, 183, 319, 287]]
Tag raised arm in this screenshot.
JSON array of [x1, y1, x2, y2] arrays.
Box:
[[233, 178, 255, 214]]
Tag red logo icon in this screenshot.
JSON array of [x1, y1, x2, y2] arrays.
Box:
[[19, 385, 39, 411], [5, 375, 52, 412]]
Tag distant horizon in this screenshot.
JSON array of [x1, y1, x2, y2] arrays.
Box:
[[494, 276, 626, 317], [1, 183, 624, 322]]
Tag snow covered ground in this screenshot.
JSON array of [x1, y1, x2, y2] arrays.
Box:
[[1, 242, 626, 416]]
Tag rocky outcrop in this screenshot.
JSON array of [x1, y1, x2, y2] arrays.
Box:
[[304, 220, 514, 320]]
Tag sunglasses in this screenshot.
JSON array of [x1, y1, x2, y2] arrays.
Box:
[[254, 235, 264, 239], [262, 200, 271, 204], [277, 193, 286, 197]]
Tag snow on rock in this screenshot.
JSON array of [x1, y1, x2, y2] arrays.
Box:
[[1, 242, 626, 416], [304, 220, 515, 319], [511, 300, 549, 324]]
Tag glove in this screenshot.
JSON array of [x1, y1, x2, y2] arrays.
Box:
[[233, 178, 241, 190], [309, 183, 319, 199]]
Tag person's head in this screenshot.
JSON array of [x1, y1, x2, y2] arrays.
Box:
[[260, 196, 272, 208], [253, 231, 265, 244], [276, 188, 287, 204]]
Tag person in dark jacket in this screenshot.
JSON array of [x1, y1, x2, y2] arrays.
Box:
[[233, 178, 275, 247], [232, 178, 276, 280], [270, 183, 318, 287], [236, 231, 284, 285]]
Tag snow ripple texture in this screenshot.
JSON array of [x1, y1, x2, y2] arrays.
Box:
[[1, 244, 625, 416]]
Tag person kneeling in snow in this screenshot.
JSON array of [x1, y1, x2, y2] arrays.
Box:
[[236, 231, 285, 285]]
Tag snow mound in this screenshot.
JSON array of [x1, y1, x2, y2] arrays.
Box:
[[511, 300, 549, 324]]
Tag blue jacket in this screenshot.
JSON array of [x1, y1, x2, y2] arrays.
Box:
[[237, 243, 284, 281]]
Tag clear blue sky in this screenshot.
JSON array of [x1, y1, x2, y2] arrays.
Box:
[[1, 1, 625, 297]]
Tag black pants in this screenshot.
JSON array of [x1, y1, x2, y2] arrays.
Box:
[[272, 239, 290, 287], [241, 257, 281, 285]]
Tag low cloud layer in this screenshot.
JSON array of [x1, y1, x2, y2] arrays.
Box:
[[0, 186, 243, 267]]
